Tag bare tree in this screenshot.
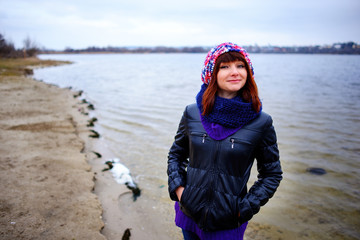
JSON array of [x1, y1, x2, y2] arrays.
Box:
[[23, 36, 39, 57]]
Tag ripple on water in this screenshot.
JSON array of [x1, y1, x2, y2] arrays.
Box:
[[35, 53, 360, 240]]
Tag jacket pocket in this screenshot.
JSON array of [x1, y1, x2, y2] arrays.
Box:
[[229, 138, 253, 149], [180, 185, 189, 205], [190, 132, 208, 143], [204, 194, 240, 231], [179, 185, 194, 218], [179, 185, 205, 221], [180, 185, 194, 210]]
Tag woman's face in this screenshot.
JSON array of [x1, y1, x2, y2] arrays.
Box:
[[216, 60, 247, 99]]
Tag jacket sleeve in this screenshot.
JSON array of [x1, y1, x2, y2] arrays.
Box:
[[238, 115, 283, 223], [167, 108, 189, 201]]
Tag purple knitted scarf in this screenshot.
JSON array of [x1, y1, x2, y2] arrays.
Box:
[[196, 84, 261, 140]]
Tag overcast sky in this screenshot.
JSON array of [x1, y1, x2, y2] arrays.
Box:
[[1, 0, 359, 50]]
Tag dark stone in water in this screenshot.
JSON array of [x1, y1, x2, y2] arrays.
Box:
[[92, 151, 102, 158], [122, 228, 131, 240], [87, 103, 95, 110], [73, 90, 83, 98], [306, 167, 327, 175], [89, 129, 100, 138], [87, 117, 98, 127]]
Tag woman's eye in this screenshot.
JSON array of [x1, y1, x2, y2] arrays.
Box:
[[237, 64, 245, 68], [220, 65, 229, 69]]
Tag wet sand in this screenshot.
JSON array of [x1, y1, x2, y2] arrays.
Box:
[[0, 59, 178, 240], [87, 121, 183, 240], [0, 74, 105, 239], [0, 64, 174, 240]]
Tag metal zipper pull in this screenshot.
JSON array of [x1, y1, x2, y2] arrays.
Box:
[[231, 139, 234, 149], [202, 134, 206, 143]]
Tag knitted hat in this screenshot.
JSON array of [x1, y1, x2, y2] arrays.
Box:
[[201, 42, 254, 85]]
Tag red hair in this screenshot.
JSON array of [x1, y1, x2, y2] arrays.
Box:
[[202, 51, 261, 115]]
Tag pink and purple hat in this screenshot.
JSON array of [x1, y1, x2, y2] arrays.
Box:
[[201, 42, 254, 85]]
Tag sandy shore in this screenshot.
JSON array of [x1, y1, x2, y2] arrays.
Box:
[[0, 74, 105, 239], [0, 58, 178, 240], [0, 70, 176, 240]]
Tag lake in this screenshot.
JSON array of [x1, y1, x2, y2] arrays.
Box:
[[35, 53, 360, 239]]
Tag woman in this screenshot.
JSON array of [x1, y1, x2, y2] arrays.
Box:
[[167, 42, 282, 240]]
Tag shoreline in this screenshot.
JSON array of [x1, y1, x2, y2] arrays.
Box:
[[0, 58, 176, 240], [0, 70, 105, 239], [2, 57, 359, 240]]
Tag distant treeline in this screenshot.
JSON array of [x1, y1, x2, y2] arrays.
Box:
[[49, 46, 209, 54], [1, 31, 359, 57], [0, 34, 39, 58], [42, 42, 360, 55]]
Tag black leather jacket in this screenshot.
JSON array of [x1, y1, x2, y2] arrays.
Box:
[[167, 103, 282, 231]]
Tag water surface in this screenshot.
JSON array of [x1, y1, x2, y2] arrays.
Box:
[[36, 53, 360, 239]]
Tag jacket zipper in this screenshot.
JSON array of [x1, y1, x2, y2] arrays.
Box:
[[190, 132, 207, 143], [230, 138, 252, 149]]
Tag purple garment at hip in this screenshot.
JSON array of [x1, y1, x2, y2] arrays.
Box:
[[174, 202, 248, 240]]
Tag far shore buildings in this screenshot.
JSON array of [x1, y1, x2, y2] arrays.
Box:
[[41, 42, 360, 55]]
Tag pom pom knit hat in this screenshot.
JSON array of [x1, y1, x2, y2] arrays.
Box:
[[201, 42, 254, 85]]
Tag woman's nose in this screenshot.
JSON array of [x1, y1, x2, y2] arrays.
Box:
[[230, 65, 239, 75]]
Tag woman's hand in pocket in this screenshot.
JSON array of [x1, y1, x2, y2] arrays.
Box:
[[175, 186, 185, 201]]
